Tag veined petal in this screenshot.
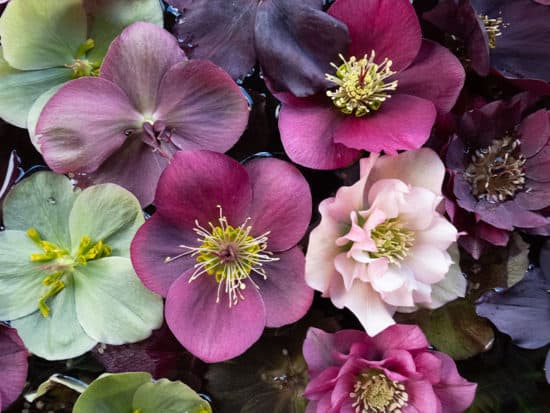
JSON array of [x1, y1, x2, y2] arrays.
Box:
[[0, 326, 28, 410]]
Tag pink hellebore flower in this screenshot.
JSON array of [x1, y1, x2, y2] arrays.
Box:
[[275, 0, 465, 169], [130, 150, 313, 362], [306, 149, 466, 336], [303, 325, 477, 413]]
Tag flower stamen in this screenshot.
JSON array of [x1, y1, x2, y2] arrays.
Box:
[[350, 370, 408, 413], [479, 14, 508, 49], [369, 218, 414, 265]]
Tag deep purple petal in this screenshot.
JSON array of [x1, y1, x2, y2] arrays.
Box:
[[514, 180, 550, 210], [0, 325, 28, 410], [473, 198, 549, 229], [546, 350, 550, 384], [519, 109, 550, 158], [525, 148, 550, 182], [165, 272, 266, 362]]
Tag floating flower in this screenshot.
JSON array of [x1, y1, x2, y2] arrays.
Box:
[[35, 22, 249, 207], [274, 0, 465, 169], [303, 325, 477, 413], [131, 150, 313, 362], [72, 372, 211, 413], [0, 171, 163, 360], [306, 149, 466, 335], [0, 0, 163, 128], [0, 324, 28, 412]]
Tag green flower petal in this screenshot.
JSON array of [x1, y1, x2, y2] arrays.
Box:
[[0, 230, 46, 320], [28, 83, 65, 145], [0, 0, 87, 70], [3, 172, 78, 248], [133, 379, 213, 413], [73, 372, 151, 413], [74, 257, 163, 344], [85, 0, 164, 62], [11, 276, 97, 360], [0, 49, 70, 128], [69, 184, 144, 258]]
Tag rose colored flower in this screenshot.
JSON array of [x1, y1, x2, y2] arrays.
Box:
[[274, 0, 465, 169], [131, 150, 313, 362], [36, 22, 249, 206], [306, 149, 466, 336], [0, 324, 28, 412], [303, 325, 477, 413]]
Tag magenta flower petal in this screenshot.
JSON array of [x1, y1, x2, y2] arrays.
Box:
[[518, 109, 550, 158], [258, 248, 312, 328], [394, 40, 465, 114], [328, 0, 421, 72], [405, 380, 442, 413], [373, 325, 429, 353], [244, 157, 312, 251], [0, 325, 28, 411], [37, 77, 141, 173], [154, 60, 248, 153], [165, 272, 266, 362], [154, 150, 252, 229], [100, 22, 186, 114], [333, 94, 436, 154]]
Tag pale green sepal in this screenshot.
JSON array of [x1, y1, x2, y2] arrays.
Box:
[[133, 379, 213, 413], [0, 50, 70, 128], [3, 172, 79, 248], [73, 257, 163, 344], [69, 184, 144, 258], [85, 0, 164, 62], [0, 0, 87, 70], [73, 372, 151, 413], [28, 83, 65, 147], [11, 276, 97, 360], [0, 230, 48, 320]]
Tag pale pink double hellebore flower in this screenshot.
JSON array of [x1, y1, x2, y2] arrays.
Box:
[[306, 149, 466, 335]]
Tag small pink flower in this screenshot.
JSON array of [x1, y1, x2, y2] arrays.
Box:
[[306, 149, 466, 335], [303, 325, 477, 413]]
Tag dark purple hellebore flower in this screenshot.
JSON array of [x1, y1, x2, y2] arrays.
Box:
[[0, 324, 28, 411], [446, 96, 550, 233], [36, 22, 249, 206], [274, 0, 465, 170], [130, 150, 313, 362], [166, 0, 350, 97]]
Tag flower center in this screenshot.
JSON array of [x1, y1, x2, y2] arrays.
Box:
[[141, 120, 178, 159], [479, 14, 507, 49], [325, 52, 398, 117], [27, 228, 112, 317], [66, 38, 101, 78], [369, 218, 414, 265], [464, 136, 526, 203], [164, 206, 279, 307], [350, 370, 408, 413]]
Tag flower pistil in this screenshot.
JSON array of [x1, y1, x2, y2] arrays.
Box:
[[369, 218, 414, 265]]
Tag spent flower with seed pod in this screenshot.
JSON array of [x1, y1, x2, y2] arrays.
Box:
[[131, 150, 313, 362], [0, 324, 28, 412], [306, 149, 466, 336], [0, 171, 163, 360]]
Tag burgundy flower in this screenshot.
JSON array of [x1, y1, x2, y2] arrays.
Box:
[[131, 150, 313, 362], [0, 324, 28, 411], [274, 0, 465, 169], [303, 325, 477, 413]]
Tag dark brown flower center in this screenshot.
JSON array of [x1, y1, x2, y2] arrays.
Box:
[[350, 370, 408, 413], [464, 136, 526, 203]]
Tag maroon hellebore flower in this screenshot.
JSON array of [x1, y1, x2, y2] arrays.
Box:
[[36, 22, 249, 206], [303, 325, 477, 413], [273, 0, 465, 170], [0, 324, 28, 411], [130, 150, 313, 362]]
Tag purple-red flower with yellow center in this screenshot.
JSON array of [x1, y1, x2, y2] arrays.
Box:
[[274, 0, 465, 169], [130, 150, 313, 362], [306, 149, 466, 336]]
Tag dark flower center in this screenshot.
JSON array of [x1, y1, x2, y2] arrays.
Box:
[[350, 370, 408, 413], [464, 136, 526, 203], [142, 120, 178, 159]]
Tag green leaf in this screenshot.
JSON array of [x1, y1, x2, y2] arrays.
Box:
[[73, 257, 163, 344], [69, 183, 144, 258], [3, 171, 79, 249], [0, 0, 87, 70], [73, 372, 151, 413], [133, 379, 212, 413]]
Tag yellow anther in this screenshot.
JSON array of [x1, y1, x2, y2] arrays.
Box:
[[38, 279, 66, 318]]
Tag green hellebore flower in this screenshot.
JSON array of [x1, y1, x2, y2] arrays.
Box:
[[73, 372, 212, 413], [0, 0, 163, 128], [0, 171, 163, 360]]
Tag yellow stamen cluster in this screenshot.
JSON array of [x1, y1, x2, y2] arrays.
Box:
[[326, 52, 398, 117], [66, 38, 101, 78], [479, 14, 506, 49], [369, 218, 415, 265], [350, 370, 408, 413]]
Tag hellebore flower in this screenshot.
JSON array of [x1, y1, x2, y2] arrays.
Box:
[[165, 0, 350, 97], [303, 325, 477, 413], [0, 0, 163, 128], [131, 150, 313, 362], [0, 324, 28, 412], [35, 22, 249, 207], [446, 97, 550, 234], [274, 0, 465, 169], [73, 372, 212, 413], [306, 149, 466, 336], [0, 171, 163, 360]]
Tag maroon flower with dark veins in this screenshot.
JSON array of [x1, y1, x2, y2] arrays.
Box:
[[274, 0, 465, 169], [447, 96, 550, 234], [0, 324, 28, 411], [131, 150, 313, 362]]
